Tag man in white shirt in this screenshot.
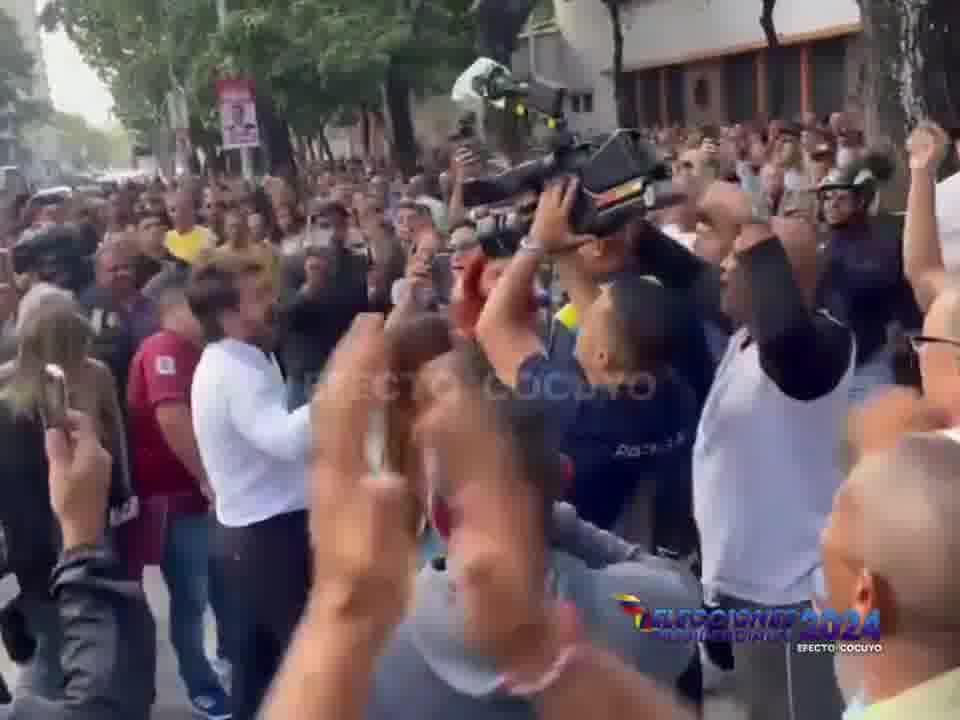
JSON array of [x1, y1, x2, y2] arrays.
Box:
[[187, 251, 311, 720]]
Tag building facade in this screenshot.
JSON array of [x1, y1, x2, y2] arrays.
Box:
[[512, 0, 864, 133]]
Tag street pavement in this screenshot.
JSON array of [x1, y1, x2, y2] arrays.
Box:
[[0, 570, 746, 719]]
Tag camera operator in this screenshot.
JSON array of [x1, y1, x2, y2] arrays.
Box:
[[0, 410, 155, 718], [545, 210, 716, 408], [475, 179, 699, 548]]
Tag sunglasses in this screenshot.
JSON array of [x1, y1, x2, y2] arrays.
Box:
[[907, 333, 960, 353]]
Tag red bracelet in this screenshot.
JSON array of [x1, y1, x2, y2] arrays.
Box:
[[500, 645, 582, 697]]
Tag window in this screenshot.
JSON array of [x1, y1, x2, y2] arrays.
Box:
[[725, 52, 758, 123], [640, 69, 662, 127], [569, 92, 594, 114], [528, 0, 557, 28], [811, 38, 848, 117]]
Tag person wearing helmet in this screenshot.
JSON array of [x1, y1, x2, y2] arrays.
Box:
[[816, 151, 923, 402]]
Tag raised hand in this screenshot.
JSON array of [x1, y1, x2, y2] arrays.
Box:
[[529, 177, 580, 254], [309, 314, 418, 636], [907, 122, 949, 172], [45, 410, 112, 550], [415, 362, 566, 678]]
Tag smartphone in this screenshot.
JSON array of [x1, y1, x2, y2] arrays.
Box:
[[40, 364, 69, 429], [366, 408, 387, 473]]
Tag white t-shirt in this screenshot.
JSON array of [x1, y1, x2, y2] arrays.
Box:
[[694, 323, 855, 606], [192, 338, 311, 526], [936, 171, 960, 270]]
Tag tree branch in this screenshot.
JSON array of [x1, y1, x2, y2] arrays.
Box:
[[760, 0, 780, 50]]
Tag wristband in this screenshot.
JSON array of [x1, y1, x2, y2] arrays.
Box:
[[501, 644, 581, 697]]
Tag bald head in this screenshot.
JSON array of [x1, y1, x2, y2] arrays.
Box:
[[918, 288, 960, 415], [845, 433, 960, 630]]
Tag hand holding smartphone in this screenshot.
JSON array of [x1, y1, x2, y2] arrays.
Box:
[[40, 364, 69, 430]]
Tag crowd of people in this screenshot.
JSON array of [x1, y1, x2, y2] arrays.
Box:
[[0, 108, 956, 720]]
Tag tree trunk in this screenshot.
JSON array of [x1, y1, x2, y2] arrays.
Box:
[[760, 0, 786, 120], [317, 126, 335, 162], [256, 95, 297, 176], [859, 0, 960, 146], [360, 105, 372, 159], [382, 60, 418, 177], [605, 1, 637, 128]]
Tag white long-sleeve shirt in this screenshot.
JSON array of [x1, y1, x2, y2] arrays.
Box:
[[192, 338, 310, 526]]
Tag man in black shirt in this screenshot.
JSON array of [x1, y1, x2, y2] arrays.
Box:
[[133, 212, 174, 289], [280, 202, 368, 409]]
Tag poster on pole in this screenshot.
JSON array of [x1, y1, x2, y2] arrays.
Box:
[[217, 78, 260, 149]]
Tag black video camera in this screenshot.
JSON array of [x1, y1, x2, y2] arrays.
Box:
[[456, 59, 680, 248], [475, 213, 531, 259], [464, 130, 675, 241]]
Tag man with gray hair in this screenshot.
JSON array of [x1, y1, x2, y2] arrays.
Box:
[[820, 433, 960, 716]]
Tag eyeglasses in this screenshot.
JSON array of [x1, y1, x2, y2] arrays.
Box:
[[907, 333, 960, 353]]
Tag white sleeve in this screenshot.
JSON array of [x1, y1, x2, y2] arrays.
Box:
[[227, 360, 310, 461]]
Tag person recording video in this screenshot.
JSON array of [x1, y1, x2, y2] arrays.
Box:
[[475, 179, 700, 547], [0, 410, 154, 718]]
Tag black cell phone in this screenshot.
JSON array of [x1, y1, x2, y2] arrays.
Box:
[[40, 364, 69, 429], [431, 253, 454, 304]]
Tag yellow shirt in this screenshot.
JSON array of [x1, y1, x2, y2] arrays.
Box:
[[863, 667, 960, 720], [555, 303, 579, 331], [165, 226, 216, 264]]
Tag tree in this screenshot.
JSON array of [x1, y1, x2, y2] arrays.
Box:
[[41, 0, 218, 174], [0, 9, 51, 128], [44, 0, 476, 175], [50, 111, 114, 170], [858, 0, 960, 149], [759, 0, 786, 120]]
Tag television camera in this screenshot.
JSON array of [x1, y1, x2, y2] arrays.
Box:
[[450, 58, 681, 256]]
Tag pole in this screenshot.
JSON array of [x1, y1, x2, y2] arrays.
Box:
[[216, 0, 254, 181]]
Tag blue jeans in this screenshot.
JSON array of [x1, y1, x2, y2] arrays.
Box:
[[161, 513, 222, 698], [208, 552, 231, 661]]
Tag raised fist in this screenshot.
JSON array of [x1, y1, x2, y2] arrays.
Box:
[[907, 122, 949, 172]]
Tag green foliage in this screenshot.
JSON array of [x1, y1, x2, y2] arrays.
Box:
[[0, 9, 51, 128], [42, 0, 476, 157], [49, 111, 119, 169]]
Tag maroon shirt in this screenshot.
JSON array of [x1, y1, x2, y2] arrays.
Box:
[[127, 329, 208, 514]]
